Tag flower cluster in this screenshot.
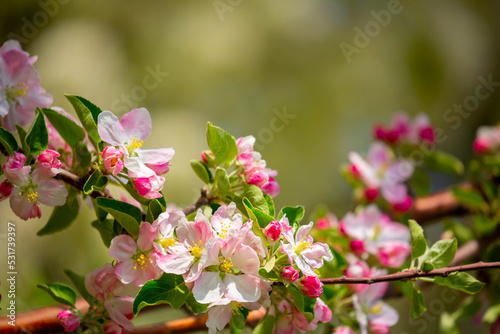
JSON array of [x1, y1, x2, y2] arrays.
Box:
[[373, 112, 435, 145], [1, 150, 68, 220], [98, 108, 175, 199], [473, 125, 500, 154]]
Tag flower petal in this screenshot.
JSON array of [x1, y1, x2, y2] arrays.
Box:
[[109, 235, 137, 261], [223, 274, 261, 302], [120, 108, 151, 141], [97, 110, 128, 146], [193, 272, 223, 304]]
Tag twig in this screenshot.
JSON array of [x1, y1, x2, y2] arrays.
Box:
[[318, 261, 500, 285], [54, 169, 111, 199], [182, 188, 211, 216]]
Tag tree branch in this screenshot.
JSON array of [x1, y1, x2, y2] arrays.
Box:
[[318, 261, 500, 285], [182, 188, 212, 216], [54, 169, 111, 199]]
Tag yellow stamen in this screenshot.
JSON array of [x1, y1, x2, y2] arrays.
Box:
[[220, 258, 233, 273], [160, 237, 176, 249], [133, 254, 149, 270], [189, 241, 203, 259], [295, 237, 312, 254], [6, 83, 29, 102], [219, 220, 231, 239], [127, 135, 144, 154], [27, 191, 39, 203], [369, 302, 383, 315]]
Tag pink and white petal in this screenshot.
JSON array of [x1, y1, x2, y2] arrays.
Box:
[[377, 223, 410, 243], [109, 235, 137, 261], [368, 301, 399, 327], [358, 281, 388, 303], [37, 179, 68, 206], [302, 242, 333, 268], [279, 241, 295, 265], [223, 274, 261, 303], [185, 260, 203, 283], [136, 147, 175, 166], [294, 256, 317, 277], [120, 108, 151, 141], [193, 272, 223, 304], [137, 222, 156, 251], [125, 156, 155, 178], [230, 244, 260, 276], [114, 260, 139, 285], [4, 166, 31, 187], [367, 142, 391, 168], [386, 160, 414, 183], [349, 152, 380, 188], [200, 238, 222, 268], [381, 182, 408, 205], [104, 297, 135, 331], [294, 222, 313, 243], [279, 216, 295, 245], [206, 302, 232, 334], [156, 248, 193, 275], [136, 258, 161, 286], [97, 111, 128, 146], [9, 190, 40, 220]]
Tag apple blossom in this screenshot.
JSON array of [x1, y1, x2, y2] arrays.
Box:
[[3, 153, 68, 220], [132, 173, 165, 199], [0, 40, 52, 132], [270, 298, 332, 334], [264, 220, 282, 242], [298, 275, 323, 298], [102, 146, 125, 176], [473, 125, 500, 154], [281, 266, 299, 283], [279, 216, 333, 277], [348, 142, 414, 210], [205, 298, 261, 334], [109, 222, 162, 287], [341, 205, 410, 268], [57, 310, 80, 332], [97, 108, 174, 179], [0, 180, 13, 200], [373, 112, 435, 145]]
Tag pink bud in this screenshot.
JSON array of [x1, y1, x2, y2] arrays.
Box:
[[373, 125, 387, 141], [245, 166, 268, 188], [392, 195, 412, 212], [146, 162, 170, 175], [133, 175, 164, 199], [0, 180, 13, 199], [364, 188, 379, 202], [102, 146, 124, 176], [37, 149, 61, 170], [57, 310, 80, 332], [262, 176, 280, 197], [264, 220, 282, 242], [385, 129, 400, 143], [3, 152, 26, 171], [473, 138, 491, 155], [200, 150, 215, 164], [299, 276, 323, 298], [419, 126, 435, 144], [316, 218, 329, 230], [281, 266, 299, 282], [350, 239, 365, 256], [349, 163, 360, 178]]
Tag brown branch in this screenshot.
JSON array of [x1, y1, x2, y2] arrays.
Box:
[[411, 182, 472, 224], [319, 261, 500, 285], [54, 169, 111, 199], [182, 188, 211, 216]]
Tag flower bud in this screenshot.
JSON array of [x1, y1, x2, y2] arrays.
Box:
[[364, 188, 379, 202], [37, 149, 62, 170], [350, 239, 365, 256], [392, 195, 412, 212], [57, 310, 80, 332], [102, 146, 124, 176], [299, 276, 323, 298], [264, 220, 281, 242], [0, 180, 13, 199], [281, 266, 299, 282]]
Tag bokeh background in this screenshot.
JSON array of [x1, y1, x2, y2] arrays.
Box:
[[1, 0, 499, 332]]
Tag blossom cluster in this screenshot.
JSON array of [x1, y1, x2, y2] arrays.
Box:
[[473, 124, 500, 155]]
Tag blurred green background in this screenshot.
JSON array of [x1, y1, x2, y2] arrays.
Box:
[[0, 0, 499, 332]]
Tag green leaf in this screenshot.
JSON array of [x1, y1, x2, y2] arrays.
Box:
[[243, 185, 268, 214], [230, 307, 249, 334], [185, 292, 208, 314], [0, 127, 18, 156], [146, 198, 166, 224], [65, 94, 102, 146], [96, 197, 142, 237], [215, 167, 231, 192], [91, 219, 118, 248], [474, 214, 497, 235], [430, 272, 485, 294], [252, 314, 275, 334], [16, 125, 29, 156], [262, 256, 276, 273], [37, 283, 77, 307], [451, 186, 487, 211], [37, 196, 79, 236], [410, 169, 430, 197], [264, 194, 275, 217], [83, 170, 108, 195], [243, 197, 274, 228], [443, 220, 474, 245], [190, 160, 212, 184], [287, 284, 315, 322], [206, 122, 237, 165], [133, 273, 190, 315], [424, 239, 457, 269], [409, 220, 427, 259], [483, 303, 500, 324], [64, 269, 95, 304], [41, 108, 85, 147], [423, 150, 464, 175], [411, 283, 426, 318], [278, 206, 305, 226], [26, 108, 48, 155], [75, 141, 92, 169]]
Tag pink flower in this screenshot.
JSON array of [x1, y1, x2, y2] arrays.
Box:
[[271, 298, 331, 333], [298, 275, 323, 298], [132, 174, 165, 199], [37, 149, 62, 176], [102, 146, 125, 176], [0, 40, 52, 132], [353, 282, 399, 334], [345, 256, 381, 292], [192, 236, 261, 304], [0, 180, 13, 200], [104, 321, 125, 334], [349, 142, 413, 209], [109, 222, 162, 287], [281, 266, 299, 283], [264, 220, 282, 242], [350, 240, 366, 256], [3, 153, 68, 220], [279, 216, 333, 277], [57, 310, 80, 332], [205, 298, 261, 334], [473, 125, 500, 154], [341, 205, 410, 268], [210, 202, 243, 239], [97, 108, 175, 178], [236, 136, 261, 166], [373, 112, 435, 145]]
